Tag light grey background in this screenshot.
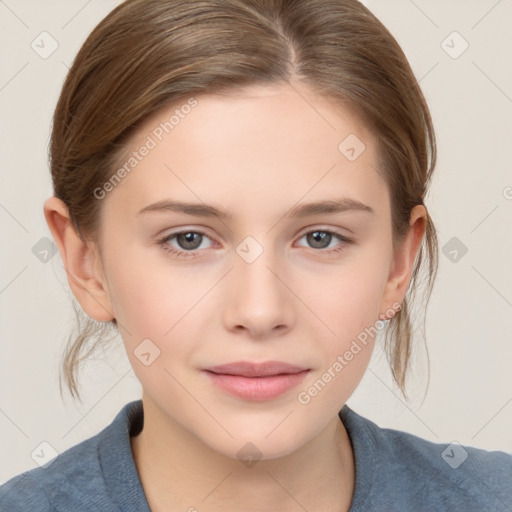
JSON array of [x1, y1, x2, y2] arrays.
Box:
[[1, 0, 511, 482]]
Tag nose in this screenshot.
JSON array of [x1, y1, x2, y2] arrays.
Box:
[[222, 242, 295, 339]]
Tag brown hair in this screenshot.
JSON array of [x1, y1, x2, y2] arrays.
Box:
[[50, 0, 438, 403]]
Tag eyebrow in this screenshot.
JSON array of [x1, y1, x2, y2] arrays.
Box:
[[137, 197, 374, 220]]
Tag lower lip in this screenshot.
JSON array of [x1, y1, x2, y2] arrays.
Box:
[[202, 370, 310, 401]]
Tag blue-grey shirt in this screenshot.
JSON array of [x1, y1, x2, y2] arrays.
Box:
[[1, 399, 511, 511]]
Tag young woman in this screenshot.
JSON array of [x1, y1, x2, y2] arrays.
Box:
[[1, 0, 511, 510]]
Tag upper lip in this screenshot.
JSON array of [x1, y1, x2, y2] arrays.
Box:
[[203, 361, 309, 377]]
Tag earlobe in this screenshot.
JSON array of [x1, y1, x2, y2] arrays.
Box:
[[379, 205, 427, 318], [43, 196, 115, 322]]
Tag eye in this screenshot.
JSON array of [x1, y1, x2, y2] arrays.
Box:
[[156, 230, 214, 258], [296, 229, 354, 255], [156, 227, 354, 259]]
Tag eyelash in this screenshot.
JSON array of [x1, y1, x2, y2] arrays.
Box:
[[156, 228, 354, 259]]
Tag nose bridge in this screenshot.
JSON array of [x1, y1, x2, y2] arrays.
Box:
[[223, 234, 294, 336]]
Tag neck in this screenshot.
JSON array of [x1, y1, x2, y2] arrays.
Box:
[[130, 396, 355, 512]]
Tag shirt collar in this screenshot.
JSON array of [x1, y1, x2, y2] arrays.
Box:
[[98, 399, 376, 512], [339, 404, 377, 510], [98, 399, 151, 511]]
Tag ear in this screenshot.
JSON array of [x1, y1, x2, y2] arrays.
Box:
[[43, 196, 115, 322], [378, 204, 427, 319]]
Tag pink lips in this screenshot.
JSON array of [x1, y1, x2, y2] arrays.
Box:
[[202, 361, 310, 401]]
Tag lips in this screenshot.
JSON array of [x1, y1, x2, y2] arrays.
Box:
[[202, 361, 310, 401], [203, 361, 309, 377]]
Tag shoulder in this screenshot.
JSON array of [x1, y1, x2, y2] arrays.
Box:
[[0, 472, 52, 512], [340, 405, 512, 512], [0, 400, 144, 512], [0, 432, 106, 512]]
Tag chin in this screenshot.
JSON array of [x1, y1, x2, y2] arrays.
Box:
[[203, 427, 307, 463]]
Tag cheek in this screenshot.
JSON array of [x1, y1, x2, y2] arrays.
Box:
[[295, 250, 390, 397], [107, 245, 212, 334], [305, 254, 389, 340], [110, 267, 201, 398], [104, 253, 212, 387]]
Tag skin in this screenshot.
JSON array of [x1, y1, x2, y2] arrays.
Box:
[[44, 81, 426, 512]]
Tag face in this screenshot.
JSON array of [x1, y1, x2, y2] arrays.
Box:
[[91, 82, 403, 459]]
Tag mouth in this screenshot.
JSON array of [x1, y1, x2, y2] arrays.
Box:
[[202, 361, 310, 401]]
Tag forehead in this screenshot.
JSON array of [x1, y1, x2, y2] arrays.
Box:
[[104, 83, 388, 219]]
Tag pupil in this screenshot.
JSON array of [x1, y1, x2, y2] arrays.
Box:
[[309, 231, 330, 248], [179, 232, 200, 249]]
